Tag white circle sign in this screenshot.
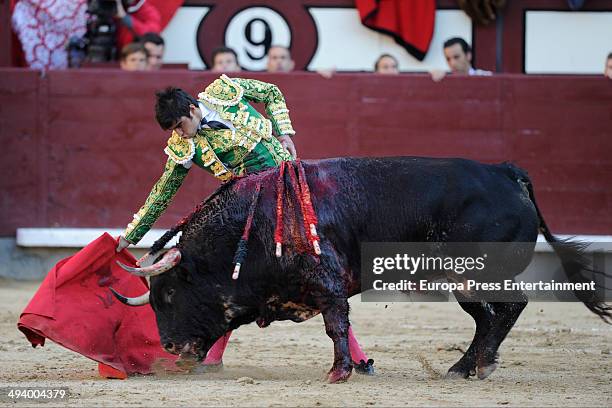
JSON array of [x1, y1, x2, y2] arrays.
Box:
[[225, 7, 291, 71]]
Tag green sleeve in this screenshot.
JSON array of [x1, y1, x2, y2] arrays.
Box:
[[231, 77, 296, 137], [123, 158, 190, 244]]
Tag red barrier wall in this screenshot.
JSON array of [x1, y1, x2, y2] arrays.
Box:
[[1, 69, 610, 236]]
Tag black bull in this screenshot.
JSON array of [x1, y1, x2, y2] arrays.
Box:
[[112, 157, 611, 382]]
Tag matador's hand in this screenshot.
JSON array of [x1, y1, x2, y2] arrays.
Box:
[[116, 235, 131, 253], [277, 135, 297, 158]]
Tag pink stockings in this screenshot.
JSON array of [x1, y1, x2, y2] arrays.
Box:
[[203, 325, 369, 365]]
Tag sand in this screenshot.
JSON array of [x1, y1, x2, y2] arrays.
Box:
[[0, 279, 610, 407]]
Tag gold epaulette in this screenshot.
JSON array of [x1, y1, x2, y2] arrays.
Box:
[[164, 131, 195, 164], [198, 74, 244, 107]]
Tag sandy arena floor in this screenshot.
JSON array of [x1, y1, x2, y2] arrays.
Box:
[[0, 279, 610, 407]]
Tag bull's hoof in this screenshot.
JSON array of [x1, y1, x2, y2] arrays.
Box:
[[355, 359, 375, 375], [445, 369, 470, 380], [446, 361, 475, 380], [476, 361, 498, 380], [327, 367, 352, 383], [476, 351, 499, 380]]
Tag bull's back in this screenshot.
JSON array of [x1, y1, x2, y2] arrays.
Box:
[[303, 156, 538, 244]]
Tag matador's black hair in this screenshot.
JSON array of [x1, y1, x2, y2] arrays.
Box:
[[154, 87, 198, 130]]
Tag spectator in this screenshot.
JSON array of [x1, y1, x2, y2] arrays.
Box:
[[374, 54, 399, 74], [605, 52, 612, 80], [264, 45, 335, 78], [114, 0, 161, 51], [140, 32, 164, 70], [211, 47, 241, 72], [119, 42, 148, 71], [430, 37, 492, 82], [266, 46, 295, 73]]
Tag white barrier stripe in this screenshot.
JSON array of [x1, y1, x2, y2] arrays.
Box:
[[15, 228, 612, 251], [16, 228, 181, 249]]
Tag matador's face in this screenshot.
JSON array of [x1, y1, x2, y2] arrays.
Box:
[[171, 104, 202, 139]]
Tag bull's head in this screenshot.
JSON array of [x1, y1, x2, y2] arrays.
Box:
[[110, 248, 230, 362]]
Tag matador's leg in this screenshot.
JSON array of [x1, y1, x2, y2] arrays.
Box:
[[349, 326, 375, 375], [200, 326, 374, 375], [202, 331, 232, 369]]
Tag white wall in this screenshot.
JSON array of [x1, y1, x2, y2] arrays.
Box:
[[308, 9, 471, 72], [161, 6, 210, 69], [161, 6, 612, 74], [525, 11, 612, 74], [160, 6, 472, 72]]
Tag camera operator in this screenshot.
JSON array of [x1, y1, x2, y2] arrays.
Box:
[[114, 0, 161, 50]]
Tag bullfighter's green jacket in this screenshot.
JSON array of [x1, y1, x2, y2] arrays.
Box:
[[123, 75, 295, 244]]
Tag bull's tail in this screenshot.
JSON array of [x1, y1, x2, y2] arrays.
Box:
[[516, 167, 612, 323]]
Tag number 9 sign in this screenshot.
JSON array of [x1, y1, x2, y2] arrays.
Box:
[[196, 1, 317, 71], [225, 7, 291, 70]]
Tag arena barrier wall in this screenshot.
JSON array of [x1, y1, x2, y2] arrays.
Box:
[[1, 69, 611, 238]]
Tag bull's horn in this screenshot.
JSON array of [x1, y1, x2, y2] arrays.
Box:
[[116, 248, 181, 277], [110, 287, 150, 306]]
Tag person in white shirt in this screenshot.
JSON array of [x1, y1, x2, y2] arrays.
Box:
[[430, 37, 492, 82]]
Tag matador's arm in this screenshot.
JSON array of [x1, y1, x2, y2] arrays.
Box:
[[123, 158, 190, 244], [230, 77, 296, 137]]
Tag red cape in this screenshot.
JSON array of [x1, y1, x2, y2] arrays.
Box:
[[17, 233, 178, 378], [356, 0, 436, 61]]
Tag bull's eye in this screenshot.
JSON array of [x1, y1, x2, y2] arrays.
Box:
[[165, 288, 175, 304]]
